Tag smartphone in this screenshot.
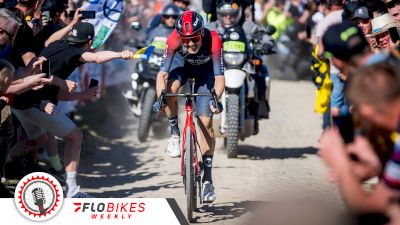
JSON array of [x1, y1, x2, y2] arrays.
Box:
[[389, 27, 400, 43], [88, 79, 99, 88], [42, 11, 50, 22], [68, 10, 96, 19], [42, 60, 50, 78]]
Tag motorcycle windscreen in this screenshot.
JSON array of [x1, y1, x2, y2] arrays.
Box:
[[224, 69, 246, 89]]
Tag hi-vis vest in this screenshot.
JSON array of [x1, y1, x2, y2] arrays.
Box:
[[311, 45, 332, 114]]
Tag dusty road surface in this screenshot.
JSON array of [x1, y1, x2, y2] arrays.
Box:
[[75, 80, 344, 224]]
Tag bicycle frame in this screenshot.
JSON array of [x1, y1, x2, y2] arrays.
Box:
[[163, 79, 218, 221], [164, 92, 210, 178], [180, 98, 199, 178]]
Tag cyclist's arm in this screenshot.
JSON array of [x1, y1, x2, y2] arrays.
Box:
[[157, 31, 181, 97], [210, 30, 225, 100], [214, 76, 225, 100], [156, 71, 168, 97]]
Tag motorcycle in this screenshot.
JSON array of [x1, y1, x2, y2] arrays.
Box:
[[213, 24, 276, 158], [122, 23, 168, 142]]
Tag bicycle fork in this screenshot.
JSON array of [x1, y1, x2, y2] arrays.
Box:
[[180, 99, 200, 178]]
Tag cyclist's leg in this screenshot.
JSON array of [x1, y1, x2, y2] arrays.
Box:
[[165, 68, 184, 118], [165, 55, 187, 120], [193, 69, 216, 191], [196, 87, 215, 184], [165, 61, 187, 157]]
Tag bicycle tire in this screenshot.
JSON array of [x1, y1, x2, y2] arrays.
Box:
[[227, 94, 240, 158], [185, 128, 196, 222], [137, 88, 156, 142]]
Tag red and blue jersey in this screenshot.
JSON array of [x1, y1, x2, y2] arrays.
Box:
[[160, 28, 224, 76]]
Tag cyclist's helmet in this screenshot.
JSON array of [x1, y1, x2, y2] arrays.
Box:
[[175, 10, 204, 37], [161, 4, 182, 17], [217, 0, 242, 27]]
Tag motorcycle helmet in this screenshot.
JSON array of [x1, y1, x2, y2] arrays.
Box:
[[217, 0, 242, 28], [175, 10, 204, 37], [161, 4, 182, 17]]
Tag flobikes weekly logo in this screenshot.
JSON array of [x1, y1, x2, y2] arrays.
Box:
[[14, 172, 63, 221], [73, 201, 146, 220]]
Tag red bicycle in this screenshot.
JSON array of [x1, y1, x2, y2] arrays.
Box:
[[157, 78, 220, 222]]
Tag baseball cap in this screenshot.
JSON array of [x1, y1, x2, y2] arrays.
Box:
[[322, 21, 369, 61], [352, 6, 370, 20], [65, 22, 95, 44]]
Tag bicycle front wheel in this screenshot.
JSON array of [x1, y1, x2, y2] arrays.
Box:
[[185, 128, 196, 222]]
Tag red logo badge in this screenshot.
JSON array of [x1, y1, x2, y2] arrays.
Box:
[[14, 172, 63, 221]]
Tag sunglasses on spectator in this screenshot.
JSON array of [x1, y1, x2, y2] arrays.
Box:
[[0, 27, 15, 40], [181, 35, 201, 45], [163, 15, 178, 20], [386, 0, 400, 8]]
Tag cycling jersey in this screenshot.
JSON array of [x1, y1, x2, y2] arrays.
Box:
[[160, 28, 224, 76]]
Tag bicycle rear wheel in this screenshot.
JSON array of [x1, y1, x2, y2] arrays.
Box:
[[185, 128, 196, 222]]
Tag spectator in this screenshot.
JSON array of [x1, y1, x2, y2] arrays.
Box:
[[386, 0, 400, 23], [0, 8, 19, 60], [33, 0, 68, 54], [316, 0, 343, 57], [7, 0, 42, 67], [11, 22, 134, 198], [0, 59, 14, 197], [352, 6, 372, 36], [264, 0, 294, 40], [369, 13, 400, 51], [315, 0, 344, 134], [319, 62, 400, 216]]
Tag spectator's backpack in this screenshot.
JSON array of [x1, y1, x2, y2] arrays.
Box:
[[310, 44, 332, 114]]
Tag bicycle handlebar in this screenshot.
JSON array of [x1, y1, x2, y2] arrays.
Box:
[[164, 93, 212, 97], [155, 89, 222, 113]]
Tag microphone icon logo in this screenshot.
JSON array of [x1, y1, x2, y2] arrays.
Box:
[[32, 187, 47, 215], [14, 172, 63, 221]]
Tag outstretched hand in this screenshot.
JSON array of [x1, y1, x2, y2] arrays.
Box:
[[121, 50, 134, 60], [25, 73, 52, 90]]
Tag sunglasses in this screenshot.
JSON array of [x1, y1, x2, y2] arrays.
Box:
[[181, 35, 201, 45], [0, 27, 15, 40], [163, 15, 178, 20], [386, 0, 400, 8]]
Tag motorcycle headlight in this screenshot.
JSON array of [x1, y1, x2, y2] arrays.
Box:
[[224, 53, 245, 66], [148, 55, 162, 67], [131, 72, 139, 80]]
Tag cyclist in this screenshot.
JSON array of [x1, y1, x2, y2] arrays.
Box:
[[154, 11, 224, 203]]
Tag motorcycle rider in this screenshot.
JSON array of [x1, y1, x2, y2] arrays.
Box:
[[146, 4, 182, 46], [208, 1, 271, 123], [154, 11, 225, 203], [145, 0, 190, 35]]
